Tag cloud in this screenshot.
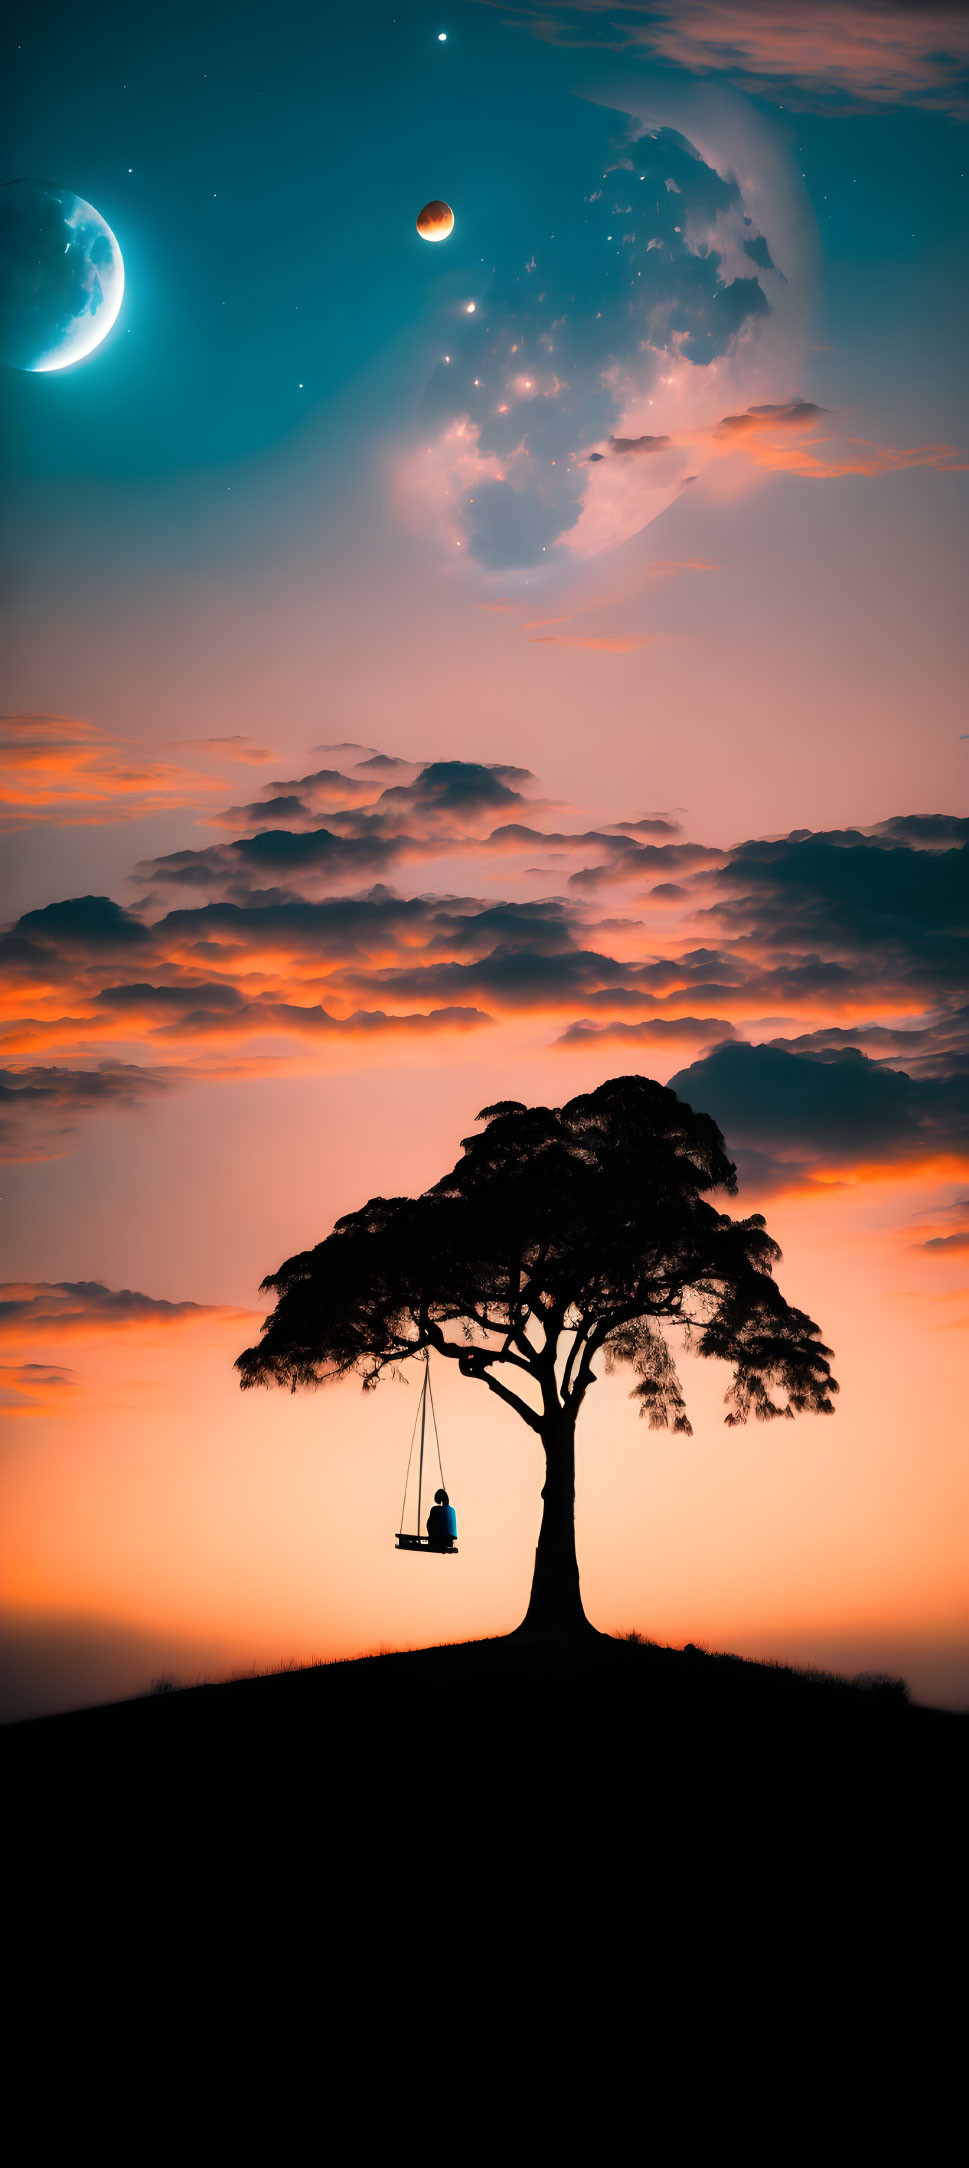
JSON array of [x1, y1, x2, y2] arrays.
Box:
[[0, 714, 228, 830], [764, 1008, 969, 1079], [641, 1, 969, 111], [335, 946, 628, 1012], [155, 890, 445, 958], [0, 1361, 79, 1414], [714, 398, 828, 437], [699, 825, 969, 995], [874, 815, 969, 849], [2, 754, 965, 1195], [668, 1040, 969, 1179], [142, 1000, 491, 1044], [916, 1196, 969, 1254], [248, 767, 379, 808], [0, 1062, 171, 1161], [557, 1014, 737, 1049], [0, 1281, 255, 1341], [566, 838, 723, 887], [371, 760, 541, 827], [609, 434, 674, 455], [707, 402, 966, 480], [12, 895, 152, 955], [136, 762, 543, 895], [606, 817, 683, 838], [484, 2, 969, 114], [135, 825, 407, 898], [209, 795, 316, 830]]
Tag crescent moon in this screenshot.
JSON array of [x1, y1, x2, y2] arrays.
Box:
[[0, 179, 125, 373]]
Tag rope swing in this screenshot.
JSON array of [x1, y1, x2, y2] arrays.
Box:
[[395, 1348, 458, 1555]]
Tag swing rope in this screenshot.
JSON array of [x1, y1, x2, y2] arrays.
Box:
[[425, 1357, 446, 1491], [397, 1387, 423, 1537], [397, 1347, 447, 1535]]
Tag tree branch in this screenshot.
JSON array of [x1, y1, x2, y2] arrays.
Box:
[[423, 1319, 542, 1429], [480, 1371, 543, 1433], [561, 1319, 589, 1401]]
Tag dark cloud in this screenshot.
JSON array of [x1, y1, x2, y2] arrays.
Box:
[[873, 814, 969, 849], [567, 840, 723, 889], [93, 982, 245, 1016], [424, 898, 581, 957], [154, 890, 441, 960], [765, 1007, 969, 1079], [261, 767, 377, 805], [609, 434, 673, 455], [138, 763, 543, 895], [606, 817, 683, 838], [714, 399, 828, 437], [0, 1280, 245, 1337], [211, 795, 314, 829], [352, 755, 417, 776], [337, 945, 626, 1011], [0, 1062, 170, 1159], [373, 760, 538, 825], [557, 1015, 736, 1049], [703, 826, 969, 995], [147, 999, 490, 1042], [669, 1041, 969, 1173], [13, 896, 151, 954], [135, 825, 405, 896]]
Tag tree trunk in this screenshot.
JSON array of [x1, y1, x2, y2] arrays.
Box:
[[517, 1409, 595, 1642]]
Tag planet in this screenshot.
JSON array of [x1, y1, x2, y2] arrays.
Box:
[[0, 178, 124, 372], [416, 200, 454, 243]]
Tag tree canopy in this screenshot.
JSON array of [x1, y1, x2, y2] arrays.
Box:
[[237, 1074, 836, 1436]]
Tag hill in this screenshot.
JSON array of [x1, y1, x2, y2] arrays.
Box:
[[3, 1630, 964, 1788]]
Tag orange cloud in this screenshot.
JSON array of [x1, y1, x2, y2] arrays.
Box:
[[0, 714, 228, 830], [0, 1361, 79, 1416], [0, 1281, 257, 1343], [684, 400, 968, 482]]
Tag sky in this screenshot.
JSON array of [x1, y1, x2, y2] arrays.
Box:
[[1, 0, 967, 1719]]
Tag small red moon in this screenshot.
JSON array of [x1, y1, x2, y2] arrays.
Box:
[[417, 200, 454, 242]]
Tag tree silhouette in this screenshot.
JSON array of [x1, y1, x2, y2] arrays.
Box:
[[237, 1077, 837, 1639]]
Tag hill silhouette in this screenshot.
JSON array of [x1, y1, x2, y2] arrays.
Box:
[[3, 1633, 964, 1793]]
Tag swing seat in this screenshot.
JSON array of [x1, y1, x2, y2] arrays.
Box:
[[395, 1533, 458, 1554]]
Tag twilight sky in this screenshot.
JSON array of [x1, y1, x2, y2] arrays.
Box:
[[1, 0, 967, 1718]]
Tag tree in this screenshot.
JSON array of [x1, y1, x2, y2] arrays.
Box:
[[236, 1077, 837, 1640]]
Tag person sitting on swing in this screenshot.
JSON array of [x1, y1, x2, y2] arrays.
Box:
[[426, 1487, 456, 1552]]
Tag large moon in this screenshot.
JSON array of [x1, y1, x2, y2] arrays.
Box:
[[0, 178, 125, 373], [416, 199, 454, 243]]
